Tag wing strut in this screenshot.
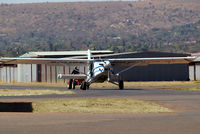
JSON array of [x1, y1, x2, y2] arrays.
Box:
[[116, 63, 141, 75]]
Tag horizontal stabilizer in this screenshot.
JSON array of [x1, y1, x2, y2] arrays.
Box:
[[57, 74, 87, 79]]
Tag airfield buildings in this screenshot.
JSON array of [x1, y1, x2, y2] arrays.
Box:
[[0, 50, 195, 83]]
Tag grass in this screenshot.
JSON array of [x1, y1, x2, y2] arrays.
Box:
[[32, 98, 172, 113], [90, 81, 200, 88], [1, 81, 200, 88], [162, 87, 200, 91], [0, 89, 75, 96], [0, 81, 66, 87], [1, 81, 200, 91]]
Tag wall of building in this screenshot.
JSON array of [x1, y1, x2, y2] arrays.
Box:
[[17, 64, 37, 82], [0, 64, 88, 83], [189, 65, 195, 80], [0, 66, 18, 82], [189, 63, 200, 80], [114, 64, 189, 81], [39, 64, 87, 83], [0, 50, 191, 83], [0, 63, 190, 82]]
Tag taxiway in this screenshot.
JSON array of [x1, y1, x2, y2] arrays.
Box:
[[0, 85, 200, 134]]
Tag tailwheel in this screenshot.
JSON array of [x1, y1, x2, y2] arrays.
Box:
[[119, 80, 124, 90]]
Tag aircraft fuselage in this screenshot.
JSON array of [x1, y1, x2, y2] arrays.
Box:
[[87, 60, 112, 83]]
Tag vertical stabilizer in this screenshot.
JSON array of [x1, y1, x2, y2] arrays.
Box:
[[88, 49, 91, 60]]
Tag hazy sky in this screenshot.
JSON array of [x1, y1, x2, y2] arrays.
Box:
[[0, 0, 137, 4]]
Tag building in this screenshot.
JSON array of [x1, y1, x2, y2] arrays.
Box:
[[108, 51, 190, 81], [0, 50, 114, 83], [189, 53, 200, 81], [0, 50, 191, 83]]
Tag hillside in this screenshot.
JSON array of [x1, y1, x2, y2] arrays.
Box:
[[0, 0, 200, 56]]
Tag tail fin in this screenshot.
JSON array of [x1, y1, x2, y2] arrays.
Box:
[[87, 49, 91, 60]]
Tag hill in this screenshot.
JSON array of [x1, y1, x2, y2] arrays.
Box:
[[0, 0, 200, 56]]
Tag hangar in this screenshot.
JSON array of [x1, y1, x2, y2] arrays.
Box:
[[0, 50, 114, 83], [0, 50, 191, 83], [110, 51, 190, 81], [189, 53, 200, 81]]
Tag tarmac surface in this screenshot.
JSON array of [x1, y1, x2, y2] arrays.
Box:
[[0, 85, 200, 134]]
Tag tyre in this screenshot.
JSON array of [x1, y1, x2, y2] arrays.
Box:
[[86, 85, 90, 90], [119, 80, 124, 90], [82, 82, 87, 90], [80, 84, 83, 89], [68, 79, 72, 89], [72, 79, 76, 89]]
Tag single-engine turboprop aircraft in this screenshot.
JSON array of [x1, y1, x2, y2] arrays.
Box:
[[0, 50, 195, 90]]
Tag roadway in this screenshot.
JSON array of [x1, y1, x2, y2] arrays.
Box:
[[0, 85, 200, 134]]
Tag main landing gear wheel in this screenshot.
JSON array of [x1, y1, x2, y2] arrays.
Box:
[[68, 79, 72, 89], [81, 82, 87, 90], [86, 85, 90, 90], [119, 80, 124, 90], [72, 80, 76, 89]]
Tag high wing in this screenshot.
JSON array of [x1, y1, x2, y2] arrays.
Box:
[[0, 56, 195, 65], [106, 57, 195, 66], [0, 57, 93, 64]]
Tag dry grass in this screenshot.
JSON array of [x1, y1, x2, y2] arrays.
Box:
[[1, 81, 200, 90], [90, 81, 200, 88], [32, 98, 172, 113], [0, 81, 66, 87], [162, 87, 200, 91], [0, 89, 74, 96]]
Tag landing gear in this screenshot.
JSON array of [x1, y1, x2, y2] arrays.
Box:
[[80, 81, 89, 90], [119, 80, 124, 90], [68, 79, 73, 89], [72, 79, 76, 89], [86, 85, 90, 90], [81, 81, 87, 90]]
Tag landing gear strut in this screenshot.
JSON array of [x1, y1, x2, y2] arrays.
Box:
[[72, 79, 76, 89], [119, 80, 124, 90], [68, 79, 73, 89], [81, 81, 87, 90]]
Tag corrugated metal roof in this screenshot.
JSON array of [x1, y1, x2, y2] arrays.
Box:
[[193, 56, 200, 62], [191, 53, 200, 56], [20, 50, 114, 58]]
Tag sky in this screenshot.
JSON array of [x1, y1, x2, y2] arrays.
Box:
[[0, 0, 138, 4]]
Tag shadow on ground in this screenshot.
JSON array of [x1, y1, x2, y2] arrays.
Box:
[[0, 102, 33, 112]]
